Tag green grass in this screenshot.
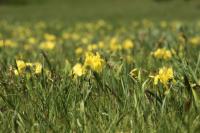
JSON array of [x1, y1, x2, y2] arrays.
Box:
[[0, 19, 200, 132], [0, 0, 200, 21], [0, 0, 200, 132]]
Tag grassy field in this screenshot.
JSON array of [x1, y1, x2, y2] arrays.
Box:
[[0, 0, 200, 21], [1, 0, 200, 133]]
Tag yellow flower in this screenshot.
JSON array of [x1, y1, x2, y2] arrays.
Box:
[[62, 32, 70, 40], [81, 37, 89, 44], [75, 47, 83, 55], [153, 67, 174, 88], [28, 37, 37, 44], [84, 52, 105, 73], [71, 33, 80, 41], [44, 33, 56, 41], [14, 69, 19, 76], [15, 60, 42, 75], [160, 21, 167, 28], [16, 60, 26, 74], [152, 48, 172, 60], [87, 44, 98, 51], [39, 41, 55, 50], [72, 63, 85, 77], [34, 63, 42, 74], [98, 41, 105, 49], [0, 39, 17, 48], [189, 36, 200, 46], [122, 39, 134, 50], [109, 37, 121, 51]]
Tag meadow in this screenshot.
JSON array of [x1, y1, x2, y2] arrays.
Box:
[[0, 0, 200, 132]]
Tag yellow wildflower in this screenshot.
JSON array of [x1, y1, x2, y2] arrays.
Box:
[[87, 44, 98, 51], [71, 33, 80, 41], [44, 33, 56, 41], [152, 48, 172, 60], [75, 47, 83, 55], [122, 39, 134, 50], [16, 60, 26, 74], [81, 37, 89, 44], [39, 41, 55, 50], [109, 37, 121, 51], [153, 67, 174, 88], [62, 32, 70, 40], [84, 52, 105, 73], [98, 41, 105, 49], [15, 60, 42, 75], [72, 63, 85, 77], [160, 21, 167, 28], [189, 36, 200, 46], [0, 39, 17, 48], [34, 63, 42, 74]]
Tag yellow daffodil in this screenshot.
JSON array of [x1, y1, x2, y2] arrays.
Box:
[[34, 62, 42, 74], [44, 33, 56, 41], [153, 67, 174, 88], [28, 37, 37, 44], [72, 63, 85, 77], [16, 60, 27, 74], [0, 39, 17, 48], [122, 39, 134, 50], [151, 48, 172, 60], [98, 41, 105, 49], [39, 41, 55, 50], [189, 36, 200, 46], [87, 44, 98, 51], [15, 60, 42, 75], [109, 37, 121, 51], [84, 52, 105, 73], [75, 47, 83, 55]]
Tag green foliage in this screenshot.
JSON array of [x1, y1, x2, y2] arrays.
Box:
[[0, 20, 200, 132]]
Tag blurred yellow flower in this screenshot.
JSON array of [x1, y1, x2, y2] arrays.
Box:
[[44, 33, 56, 41], [84, 52, 105, 73], [151, 48, 172, 60], [122, 39, 134, 50], [87, 44, 98, 51], [39, 41, 55, 50], [0, 39, 17, 48], [28, 37, 37, 44], [160, 21, 167, 28], [109, 37, 121, 51], [98, 41, 105, 49], [75, 47, 84, 55], [189, 36, 200, 46], [81, 37, 89, 44]]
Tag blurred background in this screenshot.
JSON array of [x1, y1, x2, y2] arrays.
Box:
[[0, 0, 199, 21]]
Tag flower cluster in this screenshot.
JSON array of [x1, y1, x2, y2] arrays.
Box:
[[72, 52, 105, 77], [14, 60, 42, 76], [151, 48, 172, 60], [153, 67, 174, 88]]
